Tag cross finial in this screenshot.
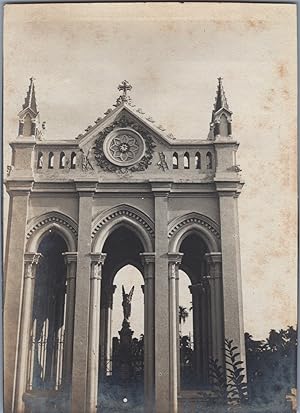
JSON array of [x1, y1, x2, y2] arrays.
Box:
[[118, 80, 132, 97], [115, 80, 133, 106]]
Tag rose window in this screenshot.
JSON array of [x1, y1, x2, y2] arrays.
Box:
[[103, 128, 146, 166]]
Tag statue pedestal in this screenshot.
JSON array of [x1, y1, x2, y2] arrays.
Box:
[[118, 320, 134, 384]]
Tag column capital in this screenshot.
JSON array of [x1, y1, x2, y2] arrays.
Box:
[[24, 252, 42, 265], [90, 252, 107, 265], [205, 252, 222, 264], [63, 252, 78, 264], [140, 252, 156, 265], [24, 252, 42, 279], [168, 252, 183, 265]]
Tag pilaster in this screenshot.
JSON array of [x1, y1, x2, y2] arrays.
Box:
[[4, 186, 31, 413], [140, 252, 156, 413], [151, 181, 172, 413], [71, 187, 95, 413], [217, 185, 246, 371]]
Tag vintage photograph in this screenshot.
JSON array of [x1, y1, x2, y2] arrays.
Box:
[[3, 3, 297, 413]]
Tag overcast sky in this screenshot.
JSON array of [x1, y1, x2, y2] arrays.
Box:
[[3, 3, 297, 339]]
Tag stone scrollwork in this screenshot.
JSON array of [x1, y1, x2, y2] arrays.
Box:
[[94, 115, 156, 173]]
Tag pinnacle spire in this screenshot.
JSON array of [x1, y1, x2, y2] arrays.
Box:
[[208, 78, 233, 140], [213, 77, 230, 113], [22, 77, 38, 114]]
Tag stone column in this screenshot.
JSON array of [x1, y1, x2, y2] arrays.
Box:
[[188, 283, 203, 385], [4, 187, 30, 413], [62, 252, 77, 391], [168, 253, 183, 413], [14, 252, 42, 413], [86, 253, 106, 413], [140, 252, 155, 413], [71, 185, 95, 413], [205, 253, 224, 368], [151, 181, 171, 413], [106, 285, 116, 376], [217, 186, 246, 371]]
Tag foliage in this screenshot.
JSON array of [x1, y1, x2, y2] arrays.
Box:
[[209, 338, 248, 410], [179, 305, 189, 325], [245, 326, 297, 410], [179, 334, 195, 389], [209, 357, 227, 403], [224, 338, 248, 406]]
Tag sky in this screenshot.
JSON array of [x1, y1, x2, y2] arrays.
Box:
[[3, 3, 297, 339]]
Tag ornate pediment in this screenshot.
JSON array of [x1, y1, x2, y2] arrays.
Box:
[[94, 113, 156, 174]]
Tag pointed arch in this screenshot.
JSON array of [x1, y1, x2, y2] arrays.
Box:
[[172, 152, 179, 169], [48, 152, 54, 169], [26, 211, 78, 252], [168, 212, 220, 253], [91, 204, 154, 252], [71, 152, 76, 169], [206, 151, 213, 169], [219, 114, 229, 136], [59, 152, 66, 169], [184, 152, 190, 169], [23, 113, 32, 137], [37, 152, 43, 169], [195, 152, 201, 169]]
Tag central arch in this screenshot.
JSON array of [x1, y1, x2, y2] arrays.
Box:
[[92, 205, 154, 411]]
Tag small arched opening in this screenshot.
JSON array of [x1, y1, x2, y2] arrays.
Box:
[[173, 152, 179, 169], [70, 152, 76, 169], [184, 152, 190, 169], [195, 152, 201, 169], [206, 152, 213, 169], [37, 152, 43, 169], [48, 152, 54, 169], [59, 152, 65, 169]]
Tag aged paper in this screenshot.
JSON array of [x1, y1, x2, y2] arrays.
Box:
[[3, 3, 297, 413]]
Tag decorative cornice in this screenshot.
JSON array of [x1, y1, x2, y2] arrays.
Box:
[[91, 205, 155, 239], [168, 212, 220, 240], [26, 211, 78, 240]]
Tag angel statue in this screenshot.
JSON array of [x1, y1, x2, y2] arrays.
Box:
[[122, 285, 134, 322]]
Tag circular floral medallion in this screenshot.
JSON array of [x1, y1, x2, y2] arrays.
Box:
[[103, 128, 146, 167]]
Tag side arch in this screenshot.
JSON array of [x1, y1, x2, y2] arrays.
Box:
[[92, 204, 154, 252], [26, 211, 78, 252], [168, 212, 221, 252]]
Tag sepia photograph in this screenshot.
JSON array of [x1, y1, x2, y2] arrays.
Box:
[[2, 3, 297, 413]]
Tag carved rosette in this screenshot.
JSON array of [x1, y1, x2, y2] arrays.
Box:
[[94, 115, 156, 173]]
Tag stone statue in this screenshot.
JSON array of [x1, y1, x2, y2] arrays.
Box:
[[122, 285, 134, 322], [80, 147, 94, 171]]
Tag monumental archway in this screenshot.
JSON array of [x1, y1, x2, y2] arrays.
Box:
[[5, 79, 245, 413]]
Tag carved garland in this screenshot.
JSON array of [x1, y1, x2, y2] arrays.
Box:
[[168, 216, 220, 240], [94, 115, 156, 173], [91, 209, 155, 239], [26, 215, 78, 240]]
